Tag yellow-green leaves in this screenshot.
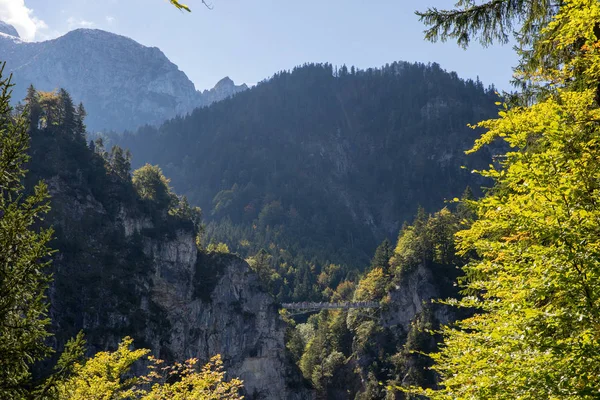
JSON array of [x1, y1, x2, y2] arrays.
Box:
[[169, 0, 213, 12], [169, 0, 191, 12], [55, 337, 243, 399], [56, 337, 149, 399], [539, 0, 600, 88], [413, 1, 600, 398]]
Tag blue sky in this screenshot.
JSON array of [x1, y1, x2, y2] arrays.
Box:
[[4, 0, 518, 91]]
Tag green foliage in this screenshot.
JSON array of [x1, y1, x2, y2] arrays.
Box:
[[416, 0, 555, 48], [354, 268, 387, 302], [54, 336, 243, 399], [291, 205, 468, 399], [58, 89, 76, 133], [297, 311, 358, 397], [107, 145, 132, 181], [246, 249, 281, 293], [37, 331, 87, 398], [132, 164, 176, 209], [25, 84, 41, 131], [169, 0, 191, 12], [370, 239, 393, 274], [0, 62, 55, 398], [390, 207, 464, 285], [410, 0, 600, 398], [206, 242, 230, 254]]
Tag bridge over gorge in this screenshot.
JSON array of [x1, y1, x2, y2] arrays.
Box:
[[281, 301, 380, 316]]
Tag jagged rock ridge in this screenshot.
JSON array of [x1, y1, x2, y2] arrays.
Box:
[[199, 76, 248, 107], [0, 23, 247, 132]]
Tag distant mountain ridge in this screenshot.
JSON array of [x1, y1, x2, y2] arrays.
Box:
[[0, 23, 247, 132], [115, 62, 499, 268]]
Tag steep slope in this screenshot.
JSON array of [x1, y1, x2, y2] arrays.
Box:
[[288, 207, 470, 399], [0, 23, 246, 132], [26, 96, 309, 399], [116, 62, 498, 269]]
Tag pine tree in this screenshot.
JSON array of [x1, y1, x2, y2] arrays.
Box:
[[455, 185, 475, 222], [369, 239, 393, 274], [58, 88, 76, 132], [109, 145, 131, 181], [24, 84, 41, 131], [0, 62, 54, 398], [74, 102, 87, 138]]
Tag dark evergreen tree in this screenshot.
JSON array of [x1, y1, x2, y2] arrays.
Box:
[[0, 63, 54, 399], [75, 102, 87, 138], [109, 145, 132, 181], [58, 88, 76, 132], [369, 239, 393, 274], [24, 84, 41, 131]]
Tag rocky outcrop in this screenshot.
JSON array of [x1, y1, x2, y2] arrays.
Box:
[[43, 175, 310, 399], [0, 23, 247, 132], [382, 265, 454, 331], [347, 262, 459, 398], [35, 155, 309, 399], [198, 76, 248, 106]]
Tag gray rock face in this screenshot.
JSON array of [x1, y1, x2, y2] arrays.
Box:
[[44, 174, 311, 400], [0, 21, 19, 38], [347, 262, 458, 394], [199, 76, 248, 106], [382, 264, 453, 331], [0, 28, 247, 132]]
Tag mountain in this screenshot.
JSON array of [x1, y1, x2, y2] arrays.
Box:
[[0, 20, 19, 37], [0, 23, 247, 132], [199, 76, 249, 106], [24, 91, 311, 399], [114, 62, 499, 277]]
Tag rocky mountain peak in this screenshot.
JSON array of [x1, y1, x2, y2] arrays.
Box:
[[215, 76, 235, 88], [197, 76, 248, 107], [0, 21, 19, 38], [0, 28, 248, 132]]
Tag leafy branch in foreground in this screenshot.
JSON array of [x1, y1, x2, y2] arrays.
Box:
[[169, 0, 213, 12], [406, 0, 600, 398], [55, 337, 243, 400]]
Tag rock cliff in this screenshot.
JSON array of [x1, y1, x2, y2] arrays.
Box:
[[28, 125, 309, 399], [349, 263, 457, 397], [381, 264, 454, 331], [0, 23, 247, 132]]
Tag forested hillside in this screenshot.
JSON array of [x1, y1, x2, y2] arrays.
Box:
[[4, 0, 600, 399], [285, 200, 475, 399], [112, 61, 498, 301], [12, 85, 309, 399]]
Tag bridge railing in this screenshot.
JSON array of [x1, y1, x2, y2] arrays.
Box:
[[281, 301, 380, 310]]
